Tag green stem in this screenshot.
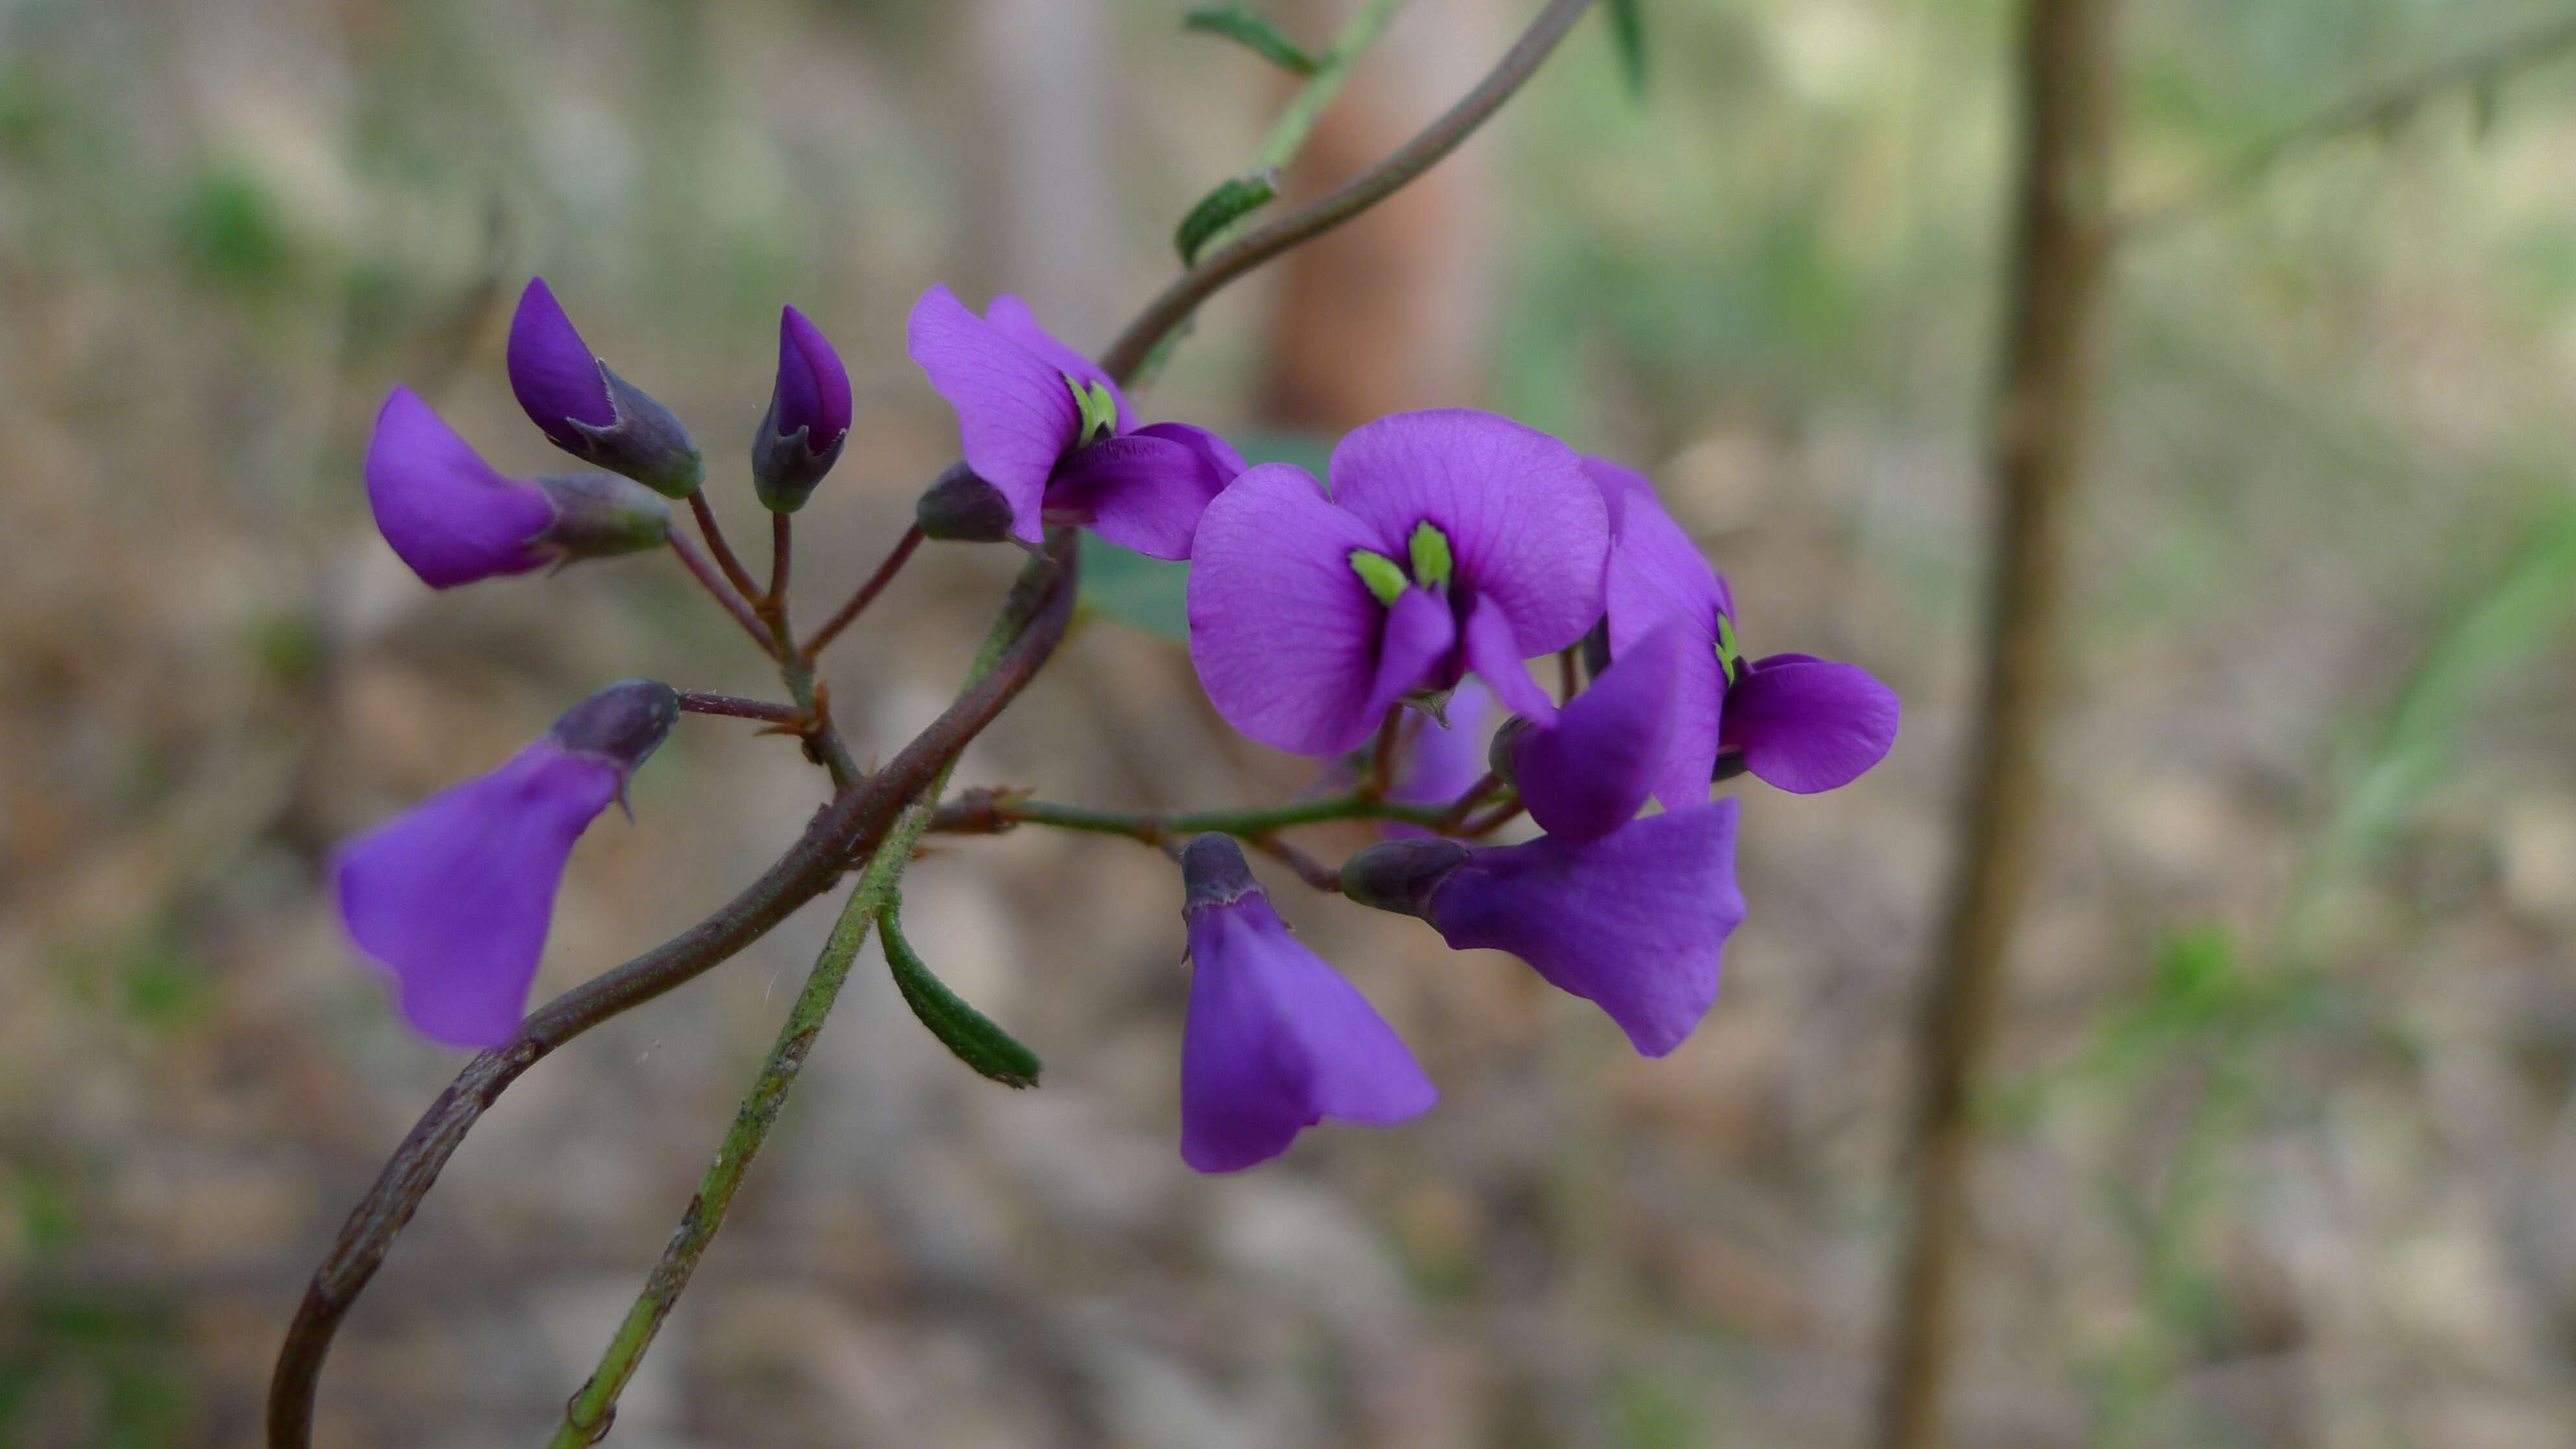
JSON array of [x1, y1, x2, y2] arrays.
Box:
[[547, 541, 1066, 1448], [1254, 0, 1407, 176], [548, 813, 915, 1449], [982, 791, 1450, 843]]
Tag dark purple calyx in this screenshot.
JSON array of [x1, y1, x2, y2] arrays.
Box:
[[532, 473, 671, 562], [547, 679, 680, 778], [1339, 837, 1472, 922], [1180, 834, 1263, 916], [916, 462, 1020, 543]]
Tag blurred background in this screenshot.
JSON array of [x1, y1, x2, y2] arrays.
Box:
[[5, 0, 2576, 1444]]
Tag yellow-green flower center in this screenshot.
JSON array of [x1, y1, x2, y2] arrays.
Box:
[[1348, 521, 1455, 606]]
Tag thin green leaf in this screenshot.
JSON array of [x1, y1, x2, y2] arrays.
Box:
[[1606, 0, 1646, 99], [1183, 6, 1320, 75], [1174, 173, 1278, 266], [880, 898, 1041, 1088]]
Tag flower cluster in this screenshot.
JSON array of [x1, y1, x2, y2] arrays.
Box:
[[338, 280, 1898, 1174]]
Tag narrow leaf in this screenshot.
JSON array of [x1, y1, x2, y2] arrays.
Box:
[[1606, 0, 1646, 98], [881, 899, 1041, 1088], [1175, 173, 1279, 266], [1183, 6, 1320, 75]]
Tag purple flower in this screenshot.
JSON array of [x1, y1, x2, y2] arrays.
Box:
[[752, 304, 854, 513], [1343, 802, 1744, 1057], [907, 284, 1246, 558], [1188, 410, 1607, 756], [333, 680, 679, 1049], [364, 388, 672, 589], [1507, 619, 1689, 841], [507, 278, 704, 498], [1178, 834, 1435, 1172], [1589, 457, 1900, 802], [366, 387, 556, 588]]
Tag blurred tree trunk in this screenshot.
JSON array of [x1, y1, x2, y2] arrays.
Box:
[[1880, 2, 2121, 1446], [965, 0, 1117, 345], [1259, 0, 1503, 430]]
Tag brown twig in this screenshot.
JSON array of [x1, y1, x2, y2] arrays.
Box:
[[765, 511, 793, 617], [1096, 0, 1601, 382], [1877, 3, 2120, 1446], [1433, 771, 1504, 834], [802, 522, 925, 663], [665, 533, 773, 652], [1359, 707, 1406, 800], [675, 692, 802, 724], [1250, 834, 1344, 893], [687, 491, 764, 608], [265, 544, 1076, 1449], [1459, 795, 1524, 837]]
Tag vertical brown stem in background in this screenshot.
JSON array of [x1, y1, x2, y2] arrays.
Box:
[[1879, 2, 2119, 1447]]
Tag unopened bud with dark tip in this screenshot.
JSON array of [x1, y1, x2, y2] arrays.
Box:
[[1340, 837, 1472, 922], [752, 305, 853, 514], [508, 278, 704, 499], [548, 678, 680, 777], [1488, 715, 1534, 786], [534, 473, 671, 562], [1180, 833, 1262, 915], [916, 461, 1018, 543]]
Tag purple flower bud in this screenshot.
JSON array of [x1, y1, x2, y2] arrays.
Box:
[[1346, 803, 1744, 1057], [751, 305, 853, 514], [365, 387, 556, 588], [333, 680, 678, 1049], [507, 278, 704, 499], [1178, 834, 1435, 1172], [364, 389, 669, 589]]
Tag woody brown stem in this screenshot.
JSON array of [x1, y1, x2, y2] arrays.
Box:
[[1877, 2, 2120, 1446]]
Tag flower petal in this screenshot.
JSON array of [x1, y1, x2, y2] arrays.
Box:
[[364, 388, 556, 589], [907, 284, 1082, 545], [1045, 428, 1239, 560], [1187, 464, 1394, 755], [1722, 654, 1901, 793], [1602, 486, 1727, 655], [1513, 620, 1687, 841], [1182, 892, 1435, 1172], [1362, 588, 1460, 724], [333, 742, 622, 1048], [1461, 591, 1557, 724], [1330, 410, 1605, 653], [984, 292, 1136, 434], [1581, 455, 1660, 528], [506, 277, 615, 446], [775, 304, 852, 443], [1426, 802, 1744, 1056], [1648, 639, 1724, 815]]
